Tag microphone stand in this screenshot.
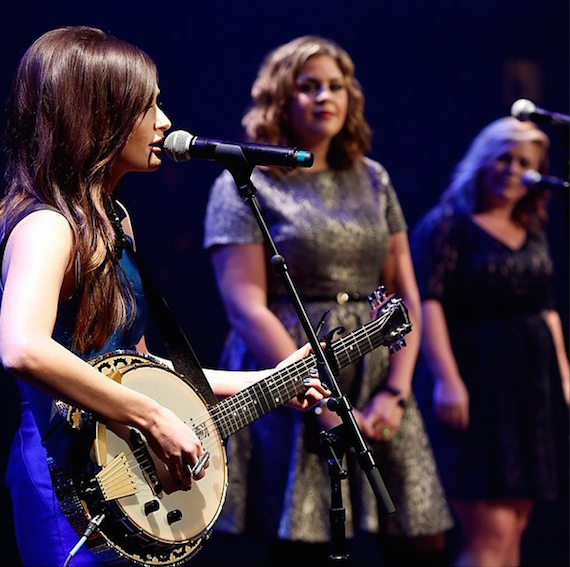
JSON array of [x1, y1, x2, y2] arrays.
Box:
[[218, 148, 395, 564]]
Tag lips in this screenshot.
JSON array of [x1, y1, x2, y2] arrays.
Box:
[[315, 110, 335, 119]]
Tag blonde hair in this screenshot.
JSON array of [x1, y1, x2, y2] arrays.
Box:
[[441, 116, 551, 230]]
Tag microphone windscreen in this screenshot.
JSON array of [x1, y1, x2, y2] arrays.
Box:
[[521, 169, 541, 187], [164, 130, 193, 161], [511, 98, 535, 121]]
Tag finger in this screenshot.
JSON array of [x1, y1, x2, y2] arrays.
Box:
[[303, 372, 330, 393], [175, 463, 192, 488], [378, 426, 392, 441], [304, 367, 321, 387], [189, 451, 210, 478]]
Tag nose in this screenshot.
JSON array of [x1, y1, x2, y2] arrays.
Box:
[[315, 84, 335, 102], [509, 161, 527, 178], [500, 156, 519, 177], [157, 107, 172, 132]]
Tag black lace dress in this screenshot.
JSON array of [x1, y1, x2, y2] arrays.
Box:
[[411, 205, 569, 500]]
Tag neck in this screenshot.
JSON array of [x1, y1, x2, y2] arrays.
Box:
[[303, 139, 330, 171], [480, 204, 516, 220]]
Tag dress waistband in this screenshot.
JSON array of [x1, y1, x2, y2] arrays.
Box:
[[269, 292, 369, 305]]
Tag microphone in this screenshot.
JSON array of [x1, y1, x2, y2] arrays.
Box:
[[511, 99, 570, 127], [522, 169, 569, 190], [163, 130, 314, 169]]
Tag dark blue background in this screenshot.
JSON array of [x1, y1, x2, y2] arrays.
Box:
[[0, 1, 568, 565]]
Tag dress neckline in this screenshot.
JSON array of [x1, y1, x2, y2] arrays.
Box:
[[470, 214, 528, 251]]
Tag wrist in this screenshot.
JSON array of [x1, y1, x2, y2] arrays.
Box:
[[313, 399, 327, 415], [314, 401, 342, 429], [379, 384, 408, 408]]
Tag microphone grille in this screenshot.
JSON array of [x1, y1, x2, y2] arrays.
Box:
[[511, 98, 536, 121], [521, 169, 541, 187], [163, 130, 193, 161]]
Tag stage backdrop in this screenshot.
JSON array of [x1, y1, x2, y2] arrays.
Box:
[[0, 2, 568, 565]]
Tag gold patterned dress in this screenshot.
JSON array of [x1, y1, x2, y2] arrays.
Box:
[[204, 159, 454, 541]]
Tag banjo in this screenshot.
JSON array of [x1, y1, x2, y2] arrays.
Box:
[[48, 292, 411, 566]]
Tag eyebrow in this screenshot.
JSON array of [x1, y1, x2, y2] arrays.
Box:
[[296, 76, 345, 83]]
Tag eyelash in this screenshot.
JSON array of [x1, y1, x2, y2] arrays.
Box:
[[497, 154, 531, 168], [297, 83, 345, 94]]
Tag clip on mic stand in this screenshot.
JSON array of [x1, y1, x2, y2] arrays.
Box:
[[219, 148, 395, 564]]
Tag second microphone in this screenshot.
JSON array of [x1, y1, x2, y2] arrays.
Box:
[[163, 130, 314, 169]]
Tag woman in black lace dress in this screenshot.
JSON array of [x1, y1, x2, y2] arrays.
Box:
[[411, 116, 569, 567]]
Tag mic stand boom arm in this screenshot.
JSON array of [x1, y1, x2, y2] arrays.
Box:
[[218, 149, 395, 549]]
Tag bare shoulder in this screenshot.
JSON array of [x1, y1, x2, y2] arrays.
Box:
[[7, 209, 73, 260], [12, 208, 72, 240]]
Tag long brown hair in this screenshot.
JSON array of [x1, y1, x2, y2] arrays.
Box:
[[242, 35, 372, 172], [1, 26, 158, 352]]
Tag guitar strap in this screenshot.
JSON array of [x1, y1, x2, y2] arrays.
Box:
[[130, 248, 218, 408]]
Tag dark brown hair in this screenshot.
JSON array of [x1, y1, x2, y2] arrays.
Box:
[[1, 26, 158, 352]]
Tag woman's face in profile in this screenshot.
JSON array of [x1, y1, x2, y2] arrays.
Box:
[[111, 87, 172, 185]]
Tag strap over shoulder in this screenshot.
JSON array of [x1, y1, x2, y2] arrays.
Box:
[[129, 248, 218, 407]]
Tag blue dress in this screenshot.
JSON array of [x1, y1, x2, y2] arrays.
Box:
[[3, 211, 147, 567]]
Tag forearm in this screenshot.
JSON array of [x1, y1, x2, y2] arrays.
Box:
[[203, 367, 273, 398], [383, 290, 422, 398], [228, 306, 298, 367], [543, 309, 570, 403], [420, 300, 463, 386], [2, 335, 163, 430], [419, 300, 470, 428]]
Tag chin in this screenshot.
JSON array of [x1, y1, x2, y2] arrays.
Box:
[[148, 158, 162, 170]]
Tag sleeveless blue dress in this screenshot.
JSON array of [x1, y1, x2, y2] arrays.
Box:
[[3, 213, 147, 567]]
